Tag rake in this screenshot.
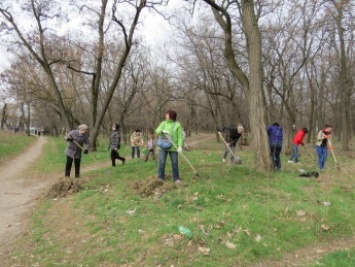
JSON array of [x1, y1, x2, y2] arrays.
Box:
[[217, 131, 241, 164], [327, 138, 341, 171], [64, 132, 111, 175], [164, 134, 200, 177]]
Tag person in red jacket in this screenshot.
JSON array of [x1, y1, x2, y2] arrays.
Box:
[[288, 127, 308, 164]]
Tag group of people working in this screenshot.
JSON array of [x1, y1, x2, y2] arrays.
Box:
[[63, 115, 333, 180], [63, 110, 184, 183], [267, 123, 333, 171]]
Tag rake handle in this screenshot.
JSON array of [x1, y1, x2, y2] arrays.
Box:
[[163, 133, 199, 175], [327, 138, 338, 163], [218, 131, 238, 158], [64, 132, 108, 170]]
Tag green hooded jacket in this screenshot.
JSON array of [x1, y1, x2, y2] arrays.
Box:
[[155, 119, 183, 151]]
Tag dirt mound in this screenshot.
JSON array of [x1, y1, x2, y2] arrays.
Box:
[[131, 176, 178, 196], [45, 177, 85, 198]]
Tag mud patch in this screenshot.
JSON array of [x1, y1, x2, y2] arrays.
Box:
[[131, 176, 178, 196], [45, 177, 85, 198]]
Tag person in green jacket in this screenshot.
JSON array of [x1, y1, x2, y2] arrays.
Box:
[[155, 110, 183, 184]]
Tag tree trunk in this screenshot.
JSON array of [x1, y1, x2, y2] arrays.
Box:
[[241, 0, 272, 171], [206, 0, 272, 171], [1, 103, 7, 130]]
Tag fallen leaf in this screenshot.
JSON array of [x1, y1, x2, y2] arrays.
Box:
[[296, 210, 306, 217], [298, 217, 307, 222], [255, 234, 262, 242], [233, 227, 243, 233], [198, 246, 210, 255], [244, 229, 251, 236], [173, 234, 181, 240], [321, 224, 330, 231], [225, 240, 237, 249], [125, 208, 136, 215]]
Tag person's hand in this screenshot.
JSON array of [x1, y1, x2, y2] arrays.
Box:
[[162, 130, 170, 134], [67, 137, 74, 142], [83, 149, 88, 154], [177, 147, 183, 154], [302, 143, 306, 147], [324, 135, 329, 139]]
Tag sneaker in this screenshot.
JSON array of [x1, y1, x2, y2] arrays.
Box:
[[175, 179, 181, 184], [295, 162, 301, 165], [222, 159, 226, 163], [287, 160, 294, 164]]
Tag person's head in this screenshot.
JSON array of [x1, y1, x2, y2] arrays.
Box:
[[112, 123, 119, 131], [272, 122, 280, 127], [324, 124, 332, 133], [78, 124, 89, 134], [237, 124, 244, 133], [165, 110, 177, 121], [302, 127, 309, 134], [135, 129, 141, 135]]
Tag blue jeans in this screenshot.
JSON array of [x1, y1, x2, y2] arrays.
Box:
[[289, 144, 299, 163], [316, 145, 328, 170], [270, 143, 282, 170], [158, 150, 179, 181], [131, 146, 140, 159], [223, 145, 236, 161]]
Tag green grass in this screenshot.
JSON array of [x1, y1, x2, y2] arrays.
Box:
[[11, 135, 355, 266], [0, 131, 36, 163], [308, 249, 355, 266]]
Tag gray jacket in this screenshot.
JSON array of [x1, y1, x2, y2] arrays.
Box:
[[64, 130, 90, 159], [109, 131, 121, 150]]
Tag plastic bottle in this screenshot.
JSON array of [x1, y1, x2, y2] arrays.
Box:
[[178, 226, 193, 238]]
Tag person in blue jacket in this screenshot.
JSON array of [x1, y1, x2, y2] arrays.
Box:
[[267, 122, 283, 170]]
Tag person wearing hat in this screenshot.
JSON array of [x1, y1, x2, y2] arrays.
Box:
[[109, 124, 126, 166], [221, 124, 244, 163], [64, 124, 90, 178]]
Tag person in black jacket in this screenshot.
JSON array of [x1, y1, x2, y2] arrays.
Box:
[[222, 124, 244, 163], [109, 124, 126, 166]]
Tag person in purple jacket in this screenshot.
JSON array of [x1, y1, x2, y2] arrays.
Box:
[[267, 122, 283, 170]]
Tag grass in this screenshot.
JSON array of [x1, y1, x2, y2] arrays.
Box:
[[0, 130, 36, 163], [7, 134, 355, 266], [308, 249, 355, 266]]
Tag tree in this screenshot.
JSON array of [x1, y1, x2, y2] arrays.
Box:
[[193, 0, 272, 171]]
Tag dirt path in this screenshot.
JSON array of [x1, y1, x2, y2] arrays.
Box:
[[0, 137, 50, 251]]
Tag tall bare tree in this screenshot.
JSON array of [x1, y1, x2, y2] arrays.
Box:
[[192, 0, 272, 171]]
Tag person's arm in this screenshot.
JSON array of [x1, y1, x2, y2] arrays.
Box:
[[155, 121, 165, 135], [84, 135, 90, 153], [65, 130, 74, 141], [117, 133, 121, 149], [317, 131, 325, 141], [177, 125, 183, 148]]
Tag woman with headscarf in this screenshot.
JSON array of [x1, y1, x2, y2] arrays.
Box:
[[64, 124, 90, 178]]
